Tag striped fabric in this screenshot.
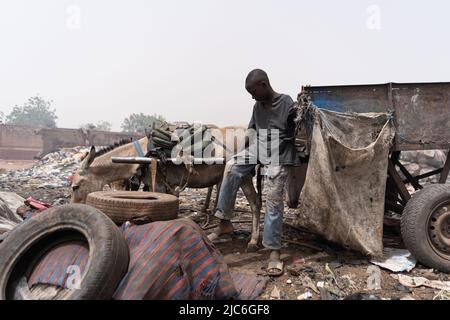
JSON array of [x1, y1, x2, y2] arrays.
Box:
[[27, 218, 267, 300], [231, 273, 268, 300], [28, 241, 89, 288]]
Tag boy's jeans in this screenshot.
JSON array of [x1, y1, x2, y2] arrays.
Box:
[[214, 160, 289, 250]]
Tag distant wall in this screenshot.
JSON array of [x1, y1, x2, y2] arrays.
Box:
[[0, 125, 142, 160], [0, 125, 43, 160]]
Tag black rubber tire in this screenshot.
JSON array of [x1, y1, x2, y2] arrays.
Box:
[[86, 191, 179, 225], [401, 184, 450, 273], [0, 204, 129, 300]]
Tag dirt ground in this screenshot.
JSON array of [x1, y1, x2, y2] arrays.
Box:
[[181, 188, 450, 301], [2, 167, 448, 301]]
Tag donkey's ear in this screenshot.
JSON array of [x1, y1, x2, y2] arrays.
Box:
[[82, 146, 96, 171]]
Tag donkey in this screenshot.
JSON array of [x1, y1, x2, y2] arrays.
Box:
[[70, 126, 263, 250]]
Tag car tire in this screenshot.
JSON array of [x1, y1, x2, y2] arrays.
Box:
[[0, 204, 129, 300], [86, 191, 179, 225], [401, 184, 450, 273]]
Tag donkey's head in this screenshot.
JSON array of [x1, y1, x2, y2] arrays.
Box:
[[71, 146, 104, 203], [71, 138, 147, 203]]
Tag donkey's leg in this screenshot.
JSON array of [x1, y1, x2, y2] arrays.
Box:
[[202, 186, 213, 213], [240, 175, 262, 252]]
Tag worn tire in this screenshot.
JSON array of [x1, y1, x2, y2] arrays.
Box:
[[86, 191, 179, 225], [401, 184, 450, 273], [0, 204, 129, 300]]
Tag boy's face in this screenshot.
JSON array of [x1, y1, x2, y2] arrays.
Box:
[[245, 80, 271, 102]]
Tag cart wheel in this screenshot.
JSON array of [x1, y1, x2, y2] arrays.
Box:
[[401, 184, 450, 273]]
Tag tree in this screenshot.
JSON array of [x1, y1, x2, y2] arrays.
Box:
[[80, 123, 97, 130], [6, 95, 57, 128], [80, 121, 112, 131], [0, 111, 4, 124], [95, 120, 113, 131], [121, 113, 165, 133]]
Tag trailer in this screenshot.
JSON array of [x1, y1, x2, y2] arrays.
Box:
[[300, 82, 450, 272]]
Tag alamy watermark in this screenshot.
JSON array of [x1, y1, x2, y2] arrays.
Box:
[[366, 265, 382, 290], [366, 5, 382, 31], [66, 265, 81, 289], [66, 5, 82, 31], [164, 124, 281, 166]]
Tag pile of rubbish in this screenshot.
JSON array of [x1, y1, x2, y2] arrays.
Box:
[[0, 192, 24, 240], [0, 147, 89, 190], [401, 150, 449, 184], [261, 246, 450, 301]]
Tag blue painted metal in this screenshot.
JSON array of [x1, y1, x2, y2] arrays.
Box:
[[133, 140, 145, 157]]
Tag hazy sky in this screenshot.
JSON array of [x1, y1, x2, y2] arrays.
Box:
[[1, 1, 449, 131]]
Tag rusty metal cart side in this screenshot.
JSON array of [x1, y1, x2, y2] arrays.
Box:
[[301, 82, 450, 272]]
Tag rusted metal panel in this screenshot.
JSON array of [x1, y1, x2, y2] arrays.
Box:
[[301, 82, 450, 151], [392, 82, 450, 150]]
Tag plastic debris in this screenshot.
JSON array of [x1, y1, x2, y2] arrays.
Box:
[[25, 197, 52, 211], [300, 275, 319, 294], [398, 274, 450, 291], [316, 281, 342, 300], [297, 291, 313, 300], [270, 286, 281, 300], [0, 203, 21, 237], [340, 274, 358, 291], [370, 247, 417, 272], [0, 194, 24, 238], [433, 290, 450, 301], [367, 265, 382, 290], [0, 192, 24, 223], [0, 147, 90, 191]]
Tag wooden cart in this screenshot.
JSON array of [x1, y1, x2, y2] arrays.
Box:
[[301, 82, 450, 272]]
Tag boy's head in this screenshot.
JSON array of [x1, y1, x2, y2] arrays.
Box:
[[245, 69, 273, 103]]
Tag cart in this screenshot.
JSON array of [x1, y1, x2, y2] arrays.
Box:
[[301, 82, 450, 272]]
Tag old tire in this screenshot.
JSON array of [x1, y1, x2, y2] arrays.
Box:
[[86, 191, 179, 225], [401, 184, 450, 273], [0, 204, 129, 300]]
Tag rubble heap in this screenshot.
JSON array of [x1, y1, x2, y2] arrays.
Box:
[[0, 147, 89, 190], [401, 150, 449, 184]]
